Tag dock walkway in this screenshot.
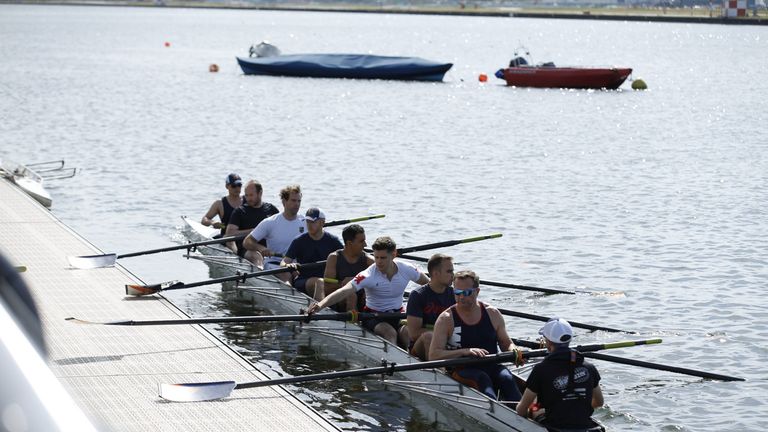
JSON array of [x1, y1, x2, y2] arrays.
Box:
[[0, 178, 338, 431]]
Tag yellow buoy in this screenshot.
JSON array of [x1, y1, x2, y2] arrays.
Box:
[[632, 78, 648, 90]]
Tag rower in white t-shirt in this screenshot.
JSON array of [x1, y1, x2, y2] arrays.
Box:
[[306, 236, 429, 347], [243, 184, 305, 281]]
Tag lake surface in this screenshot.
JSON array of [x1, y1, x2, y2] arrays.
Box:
[[1, 4, 767, 431]]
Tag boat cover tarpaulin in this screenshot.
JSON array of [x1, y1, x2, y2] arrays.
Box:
[[237, 54, 452, 82]]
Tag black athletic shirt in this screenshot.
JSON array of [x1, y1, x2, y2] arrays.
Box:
[[406, 284, 455, 327], [285, 232, 343, 278], [525, 348, 601, 429], [220, 196, 243, 236], [448, 303, 498, 354], [228, 202, 278, 254]]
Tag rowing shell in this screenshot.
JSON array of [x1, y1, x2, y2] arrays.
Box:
[[179, 216, 603, 432]]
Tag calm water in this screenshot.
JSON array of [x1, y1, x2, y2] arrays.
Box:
[[1, 4, 767, 431]]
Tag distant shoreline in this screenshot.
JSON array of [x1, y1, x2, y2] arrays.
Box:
[[2, 0, 767, 26]]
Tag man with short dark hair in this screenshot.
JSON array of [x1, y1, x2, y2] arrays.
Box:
[[281, 208, 343, 301], [201, 173, 244, 238], [429, 270, 524, 403], [516, 318, 604, 430], [405, 253, 456, 360], [243, 184, 304, 278], [224, 180, 278, 257], [306, 236, 429, 346], [322, 224, 373, 311]]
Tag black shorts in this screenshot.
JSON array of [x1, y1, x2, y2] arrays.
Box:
[[361, 306, 404, 333], [292, 277, 310, 293]]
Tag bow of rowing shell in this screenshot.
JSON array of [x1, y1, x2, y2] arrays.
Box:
[[178, 216, 603, 432]]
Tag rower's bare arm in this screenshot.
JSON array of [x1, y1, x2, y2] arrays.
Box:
[[592, 385, 604, 408], [428, 313, 466, 360], [416, 272, 430, 285], [243, 232, 269, 255], [202, 200, 223, 226], [406, 315, 425, 343], [488, 307, 514, 352], [316, 282, 355, 310], [516, 389, 537, 417], [323, 253, 340, 291]]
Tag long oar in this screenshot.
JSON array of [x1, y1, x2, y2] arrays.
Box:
[[65, 311, 405, 326], [498, 308, 631, 333], [124, 261, 326, 296], [127, 233, 485, 296], [68, 214, 385, 269], [511, 338, 743, 382], [158, 338, 660, 402], [385, 233, 502, 255], [583, 352, 744, 382], [397, 253, 575, 295]]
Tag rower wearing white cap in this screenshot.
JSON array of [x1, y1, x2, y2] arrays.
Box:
[[516, 318, 604, 431], [281, 207, 342, 300]]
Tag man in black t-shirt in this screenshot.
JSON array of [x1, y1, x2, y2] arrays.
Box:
[[517, 318, 604, 431], [224, 180, 278, 257], [405, 253, 455, 360], [281, 208, 343, 300]]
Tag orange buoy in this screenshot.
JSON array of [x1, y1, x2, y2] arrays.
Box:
[[478, 73, 488, 82], [164, 41, 170, 47], [209, 64, 219, 73]]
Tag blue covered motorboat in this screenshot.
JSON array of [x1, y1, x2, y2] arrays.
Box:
[[236, 42, 452, 82]]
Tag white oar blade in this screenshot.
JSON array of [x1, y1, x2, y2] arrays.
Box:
[[67, 254, 117, 269], [159, 381, 237, 402]]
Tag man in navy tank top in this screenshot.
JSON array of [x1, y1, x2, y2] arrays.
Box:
[[516, 318, 604, 431], [201, 173, 244, 237], [429, 270, 524, 403], [405, 253, 456, 360], [322, 224, 374, 312]]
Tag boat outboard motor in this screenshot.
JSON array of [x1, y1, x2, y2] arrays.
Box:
[[249, 41, 281, 58], [509, 56, 528, 67]]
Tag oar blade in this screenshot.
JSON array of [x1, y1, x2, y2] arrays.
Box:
[[159, 381, 237, 402], [68, 253, 117, 269], [125, 280, 179, 296]]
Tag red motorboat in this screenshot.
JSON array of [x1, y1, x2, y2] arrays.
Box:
[[496, 65, 632, 90], [495, 50, 632, 90]]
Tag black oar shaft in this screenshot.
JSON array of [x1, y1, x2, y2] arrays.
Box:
[[165, 261, 326, 291], [480, 280, 575, 295], [583, 352, 744, 382], [117, 235, 245, 259], [117, 215, 382, 259], [325, 214, 385, 227], [498, 308, 630, 333], [396, 234, 502, 254], [68, 312, 407, 326], [233, 339, 659, 390], [396, 254, 574, 295]]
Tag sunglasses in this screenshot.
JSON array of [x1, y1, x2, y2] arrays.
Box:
[[453, 288, 476, 296]]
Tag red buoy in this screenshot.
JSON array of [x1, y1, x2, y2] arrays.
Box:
[[478, 73, 488, 82], [164, 41, 170, 47]]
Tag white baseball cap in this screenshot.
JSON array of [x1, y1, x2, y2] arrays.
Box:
[[539, 318, 573, 344]]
